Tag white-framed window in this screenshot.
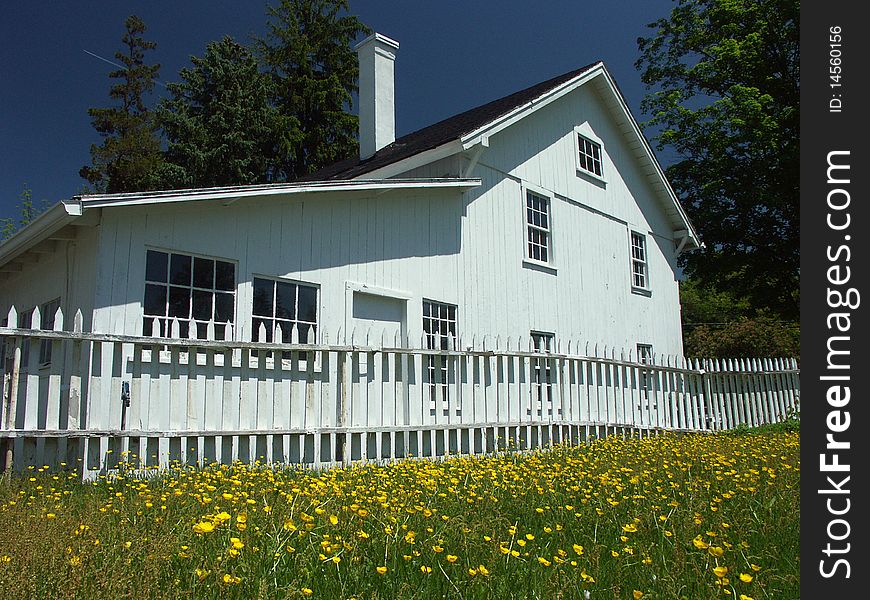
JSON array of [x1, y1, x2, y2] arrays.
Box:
[[39, 298, 61, 365], [251, 277, 318, 344], [630, 231, 650, 292], [143, 249, 236, 340], [530, 331, 557, 417], [423, 299, 458, 416], [525, 189, 551, 264], [576, 133, 603, 177]]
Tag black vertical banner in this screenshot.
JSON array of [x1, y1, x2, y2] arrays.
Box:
[[801, 1, 869, 596]]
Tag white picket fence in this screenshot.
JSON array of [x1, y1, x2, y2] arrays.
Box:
[[0, 306, 800, 476]]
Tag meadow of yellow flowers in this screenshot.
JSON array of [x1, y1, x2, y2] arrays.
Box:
[[0, 429, 799, 598]]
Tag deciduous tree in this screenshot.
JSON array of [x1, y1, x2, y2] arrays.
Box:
[[637, 0, 799, 321]]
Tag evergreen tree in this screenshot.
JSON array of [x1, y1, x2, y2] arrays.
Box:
[[1, 185, 49, 241], [636, 0, 799, 321], [256, 0, 370, 180], [80, 15, 163, 193], [156, 37, 293, 188]]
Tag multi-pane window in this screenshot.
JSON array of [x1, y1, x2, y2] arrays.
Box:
[[252, 277, 318, 344], [39, 298, 60, 364], [526, 190, 551, 263], [630, 232, 649, 290], [423, 300, 458, 415], [577, 134, 603, 177], [530, 332, 556, 417], [143, 250, 236, 340], [637, 343, 656, 411]]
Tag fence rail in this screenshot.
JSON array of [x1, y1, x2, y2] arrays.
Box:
[[1, 306, 800, 476]]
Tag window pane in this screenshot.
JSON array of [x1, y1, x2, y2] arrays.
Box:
[[192, 289, 212, 321], [193, 257, 214, 289], [215, 261, 235, 291], [144, 284, 167, 316], [169, 254, 192, 286], [145, 250, 168, 283], [168, 286, 190, 318], [275, 281, 297, 320], [252, 278, 274, 317], [298, 285, 317, 323], [252, 318, 271, 342], [214, 292, 234, 323]]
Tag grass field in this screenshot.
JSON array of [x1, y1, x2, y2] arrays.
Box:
[[0, 428, 799, 599]]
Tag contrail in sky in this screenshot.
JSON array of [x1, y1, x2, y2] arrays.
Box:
[[83, 49, 168, 88]]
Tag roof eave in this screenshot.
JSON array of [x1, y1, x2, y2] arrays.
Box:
[[0, 200, 81, 268], [78, 178, 481, 209]]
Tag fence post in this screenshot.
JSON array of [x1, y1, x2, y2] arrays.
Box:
[[3, 331, 23, 473]]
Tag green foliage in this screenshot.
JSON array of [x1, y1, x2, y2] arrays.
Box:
[[637, 0, 799, 321], [80, 15, 164, 193], [155, 36, 294, 188], [256, 0, 371, 179], [683, 315, 799, 358], [1, 185, 50, 241], [679, 277, 749, 326]]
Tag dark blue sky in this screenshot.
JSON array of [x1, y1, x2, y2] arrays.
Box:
[[0, 1, 675, 220]]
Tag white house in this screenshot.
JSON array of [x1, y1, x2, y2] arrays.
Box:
[[0, 32, 700, 362]]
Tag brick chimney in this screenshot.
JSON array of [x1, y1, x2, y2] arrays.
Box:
[[355, 33, 399, 160]]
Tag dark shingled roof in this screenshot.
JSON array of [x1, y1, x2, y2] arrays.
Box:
[[304, 62, 601, 181]]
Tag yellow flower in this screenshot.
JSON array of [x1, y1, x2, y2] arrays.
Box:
[[195, 568, 210, 581], [230, 537, 244, 550], [45, 513, 56, 519], [69, 555, 82, 567], [222, 574, 241, 584], [538, 557, 552, 567], [301, 588, 313, 596], [611, 550, 619, 557], [329, 515, 338, 526], [713, 566, 729, 578], [709, 546, 724, 558], [739, 595, 756, 600], [692, 536, 709, 550], [478, 564, 489, 576], [622, 523, 638, 533], [420, 565, 432, 574], [193, 521, 215, 534], [376, 566, 388, 575], [446, 554, 458, 563], [468, 567, 478, 576], [739, 573, 753, 583], [750, 563, 762, 572], [633, 591, 644, 599], [432, 545, 444, 553], [572, 544, 584, 555]]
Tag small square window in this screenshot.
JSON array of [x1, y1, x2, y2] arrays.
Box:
[[576, 133, 603, 177]]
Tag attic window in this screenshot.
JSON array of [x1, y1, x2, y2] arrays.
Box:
[[576, 133, 603, 177]]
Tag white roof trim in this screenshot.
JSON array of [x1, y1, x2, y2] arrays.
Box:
[[78, 178, 481, 209], [0, 202, 78, 267], [459, 63, 606, 150]]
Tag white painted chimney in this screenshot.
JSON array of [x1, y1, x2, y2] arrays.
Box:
[[355, 32, 399, 160]]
